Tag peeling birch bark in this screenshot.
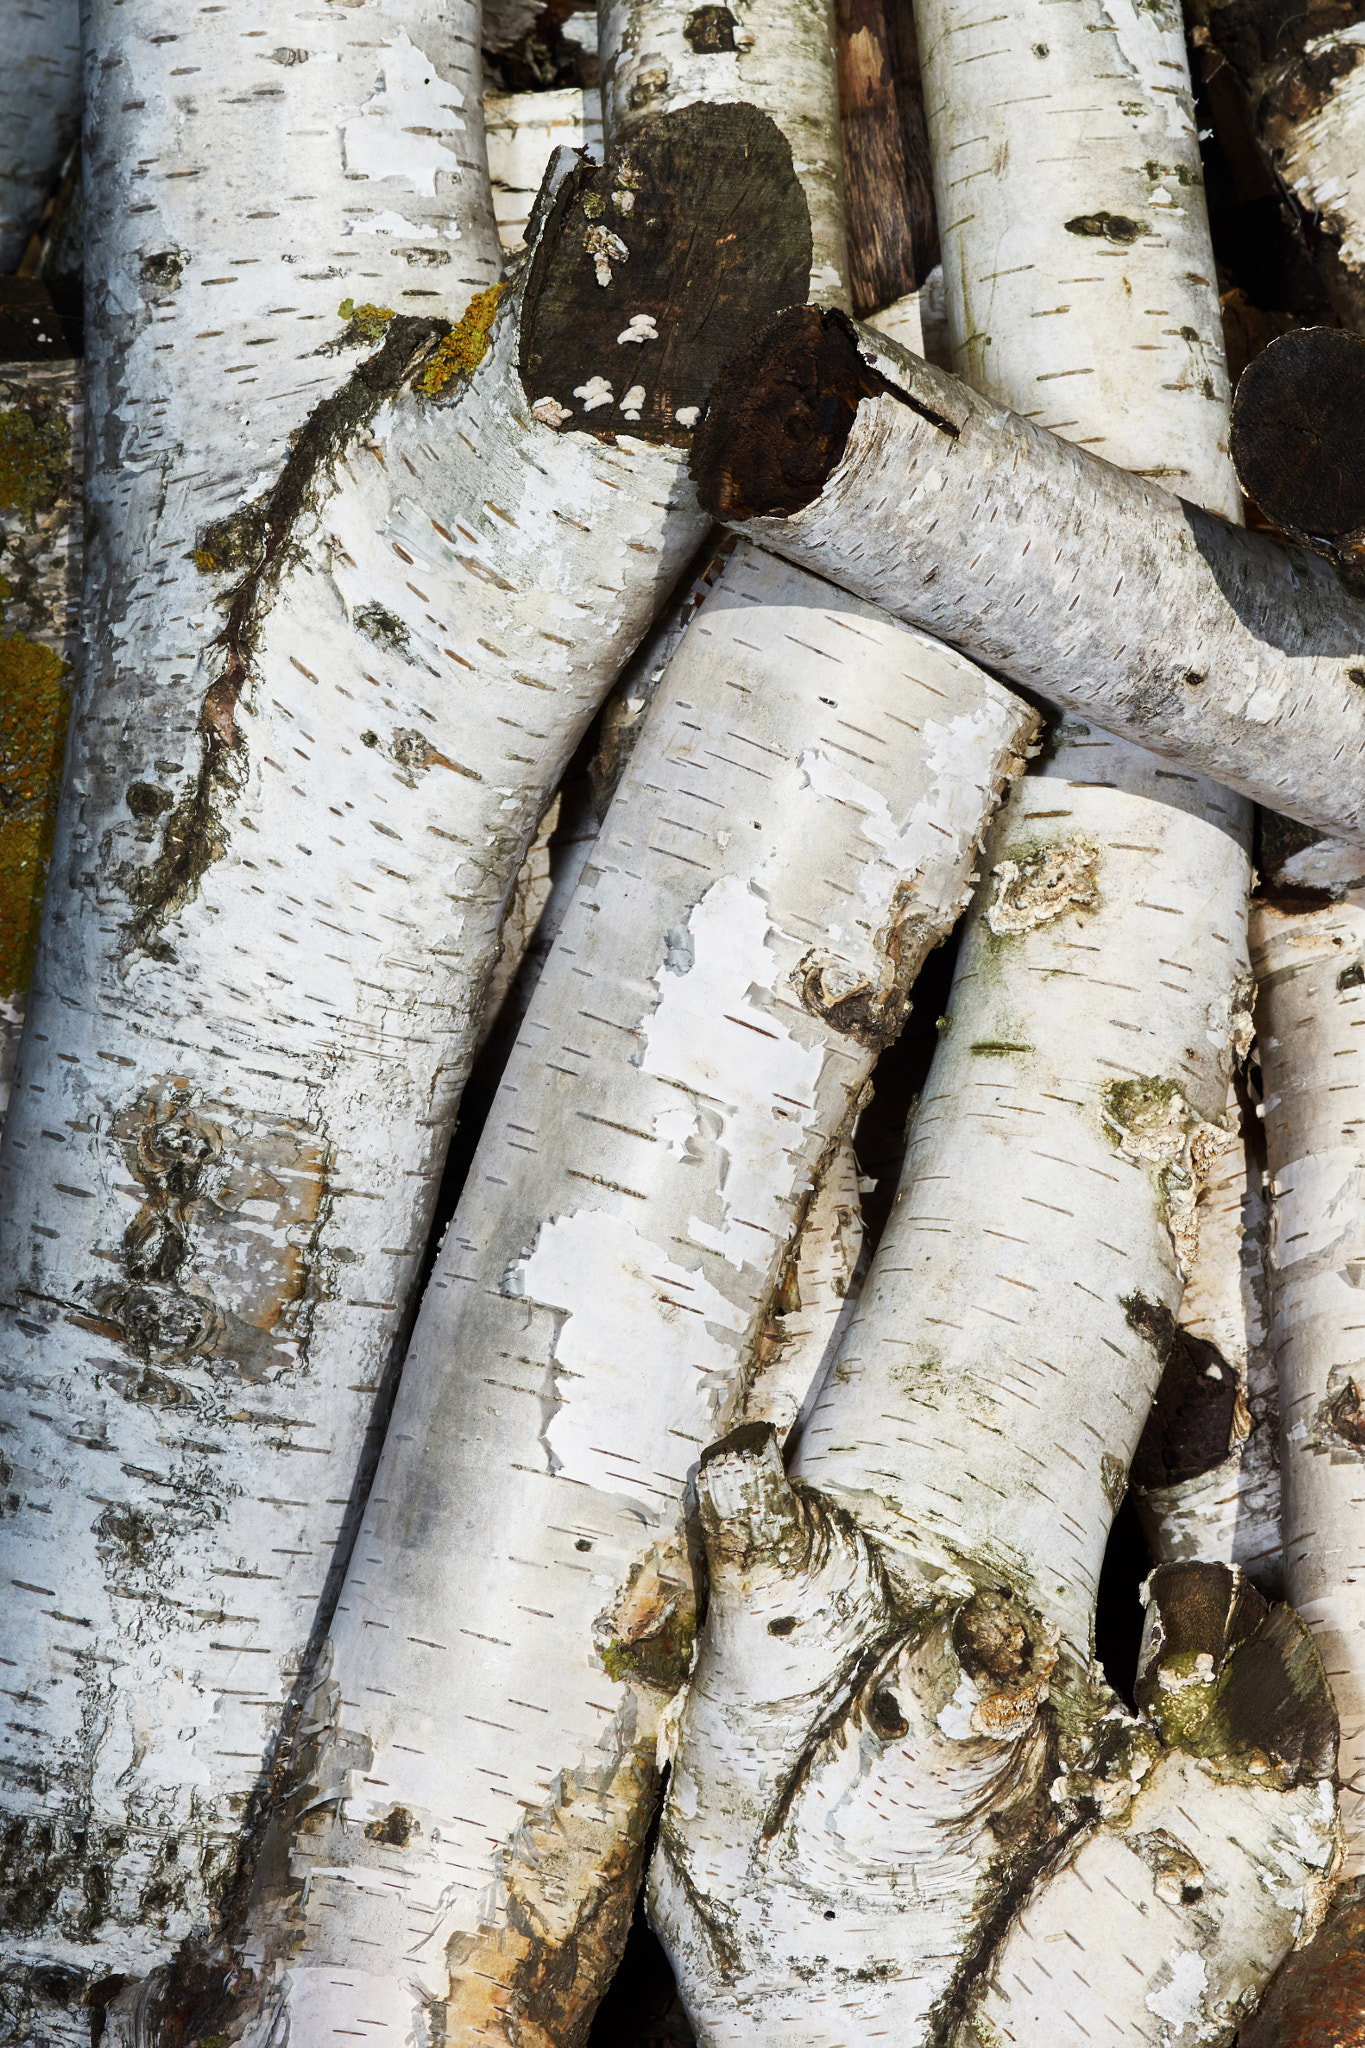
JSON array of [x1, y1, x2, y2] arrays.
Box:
[[652, 1427, 1339, 2044], [598, 0, 850, 304], [0, 1, 80, 273], [0, 360, 81, 1129], [205, 541, 1035, 2048], [1134, 1104, 1285, 1598], [485, 86, 604, 254], [1253, 832, 1365, 1876], [741, 1136, 863, 1447], [691, 308, 1365, 844], [0, 103, 805, 2025]]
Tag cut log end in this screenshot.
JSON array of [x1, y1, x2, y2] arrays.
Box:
[[519, 100, 812, 446], [689, 303, 896, 519], [1231, 325, 1365, 546]]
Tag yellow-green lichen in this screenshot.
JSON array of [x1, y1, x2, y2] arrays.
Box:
[[0, 404, 69, 523], [0, 584, 70, 999], [601, 1606, 696, 1692], [338, 297, 395, 342], [417, 283, 507, 397]]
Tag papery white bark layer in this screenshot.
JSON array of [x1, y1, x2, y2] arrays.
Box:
[[796, 744, 1252, 1660], [222, 542, 1034, 2048]]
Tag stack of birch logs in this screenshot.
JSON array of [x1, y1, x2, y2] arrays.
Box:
[[4, 0, 1365, 2039]]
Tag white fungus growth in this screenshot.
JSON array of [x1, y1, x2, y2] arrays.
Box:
[[675, 404, 701, 427], [585, 224, 629, 285], [617, 314, 658, 344], [531, 396, 572, 426], [621, 384, 646, 419], [573, 376, 614, 411]]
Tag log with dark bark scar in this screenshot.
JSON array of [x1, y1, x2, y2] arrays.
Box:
[[691, 304, 1365, 843], [0, 97, 811, 2035]]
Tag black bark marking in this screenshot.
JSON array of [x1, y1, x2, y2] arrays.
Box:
[[1232, 327, 1365, 559], [123, 315, 448, 953], [691, 303, 956, 522], [519, 101, 812, 447], [684, 5, 737, 50], [1064, 211, 1148, 243], [1126, 1295, 1241, 1488]]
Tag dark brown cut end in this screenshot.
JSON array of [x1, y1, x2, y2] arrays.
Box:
[[698, 1419, 779, 1472], [689, 303, 897, 521], [1231, 325, 1365, 541], [1238, 1875, 1365, 2048], [1137, 1562, 1338, 1785], [518, 100, 812, 446]]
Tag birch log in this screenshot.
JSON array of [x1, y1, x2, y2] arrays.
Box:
[[691, 308, 1365, 844], [0, 101, 807, 2027], [0, 1, 81, 273], [0, 360, 81, 1129], [598, 0, 849, 305], [196, 541, 1035, 2048], [651, 1430, 1339, 2043], [834, 0, 937, 319], [1253, 831, 1365, 1874]]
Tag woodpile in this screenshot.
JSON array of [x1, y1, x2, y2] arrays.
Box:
[[2, 0, 1364, 2042]]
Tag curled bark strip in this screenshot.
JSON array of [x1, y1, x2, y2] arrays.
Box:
[[0, 96, 810, 2021], [692, 304, 1365, 844], [215, 543, 1034, 2047], [651, 1428, 1340, 2044]]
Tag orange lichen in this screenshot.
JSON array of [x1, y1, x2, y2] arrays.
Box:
[[0, 592, 70, 999], [417, 283, 507, 396], [337, 298, 395, 342]]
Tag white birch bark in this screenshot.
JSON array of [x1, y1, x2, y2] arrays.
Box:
[[1254, 835, 1365, 1874], [485, 86, 604, 254], [701, 313, 1365, 846], [208, 541, 1035, 2048], [915, 0, 1236, 506], [651, 1425, 1339, 2045], [0, 1, 81, 273], [794, 750, 1253, 1662], [597, 0, 849, 305], [0, 88, 763, 2013], [0, 359, 81, 1128]]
